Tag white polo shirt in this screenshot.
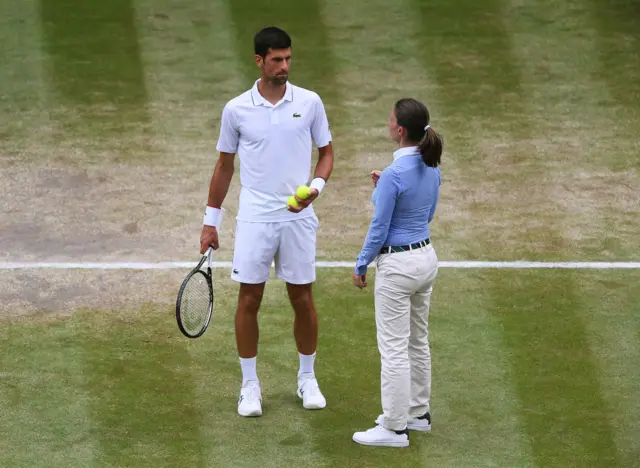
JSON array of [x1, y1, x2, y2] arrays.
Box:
[[216, 79, 332, 223]]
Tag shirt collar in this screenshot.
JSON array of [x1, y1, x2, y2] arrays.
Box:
[[251, 79, 293, 107], [393, 146, 419, 160]]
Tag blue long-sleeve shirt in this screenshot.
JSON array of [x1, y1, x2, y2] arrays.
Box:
[[354, 146, 441, 275]]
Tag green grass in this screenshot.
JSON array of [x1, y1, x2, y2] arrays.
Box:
[[2, 0, 639, 262], [1, 0, 640, 466], [1, 269, 639, 467]]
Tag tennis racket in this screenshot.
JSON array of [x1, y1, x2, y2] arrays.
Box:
[[176, 245, 215, 338]]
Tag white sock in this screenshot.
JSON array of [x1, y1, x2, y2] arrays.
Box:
[[240, 357, 258, 385], [298, 352, 316, 378]]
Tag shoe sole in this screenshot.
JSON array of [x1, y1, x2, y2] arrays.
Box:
[[238, 409, 262, 417], [352, 435, 409, 447]]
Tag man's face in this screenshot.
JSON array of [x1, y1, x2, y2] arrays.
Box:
[[256, 47, 291, 85]]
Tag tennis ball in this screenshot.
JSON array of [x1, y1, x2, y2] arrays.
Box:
[[287, 195, 299, 207], [296, 185, 310, 200]]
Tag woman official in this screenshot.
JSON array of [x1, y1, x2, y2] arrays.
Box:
[[351, 98, 443, 448]]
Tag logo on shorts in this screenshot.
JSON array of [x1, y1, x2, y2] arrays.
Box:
[[233, 269, 239, 274], [293, 113, 301, 118]]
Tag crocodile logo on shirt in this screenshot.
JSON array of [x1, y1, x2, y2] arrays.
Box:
[[293, 113, 302, 118]]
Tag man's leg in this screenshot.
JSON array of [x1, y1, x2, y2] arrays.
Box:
[[286, 282, 326, 409], [236, 282, 266, 380], [231, 220, 279, 417], [287, 282, 318, 358], [275, 215, 325, 409]]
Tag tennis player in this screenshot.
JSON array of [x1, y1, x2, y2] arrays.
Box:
[[199, 26, 334, 417], [351, 98, 442, 447]]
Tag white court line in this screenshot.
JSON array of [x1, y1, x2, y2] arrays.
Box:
[[1, 261, 640, 270]]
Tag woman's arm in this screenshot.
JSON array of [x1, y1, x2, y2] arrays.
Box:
[[354, 169, 400, 275]]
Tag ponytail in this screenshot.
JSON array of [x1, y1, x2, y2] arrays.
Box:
[[393, 98, 443, 167], [418, 125, 443, 167]]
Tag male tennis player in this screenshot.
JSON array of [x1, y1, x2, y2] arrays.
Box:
[[199, 26, 334, 417]]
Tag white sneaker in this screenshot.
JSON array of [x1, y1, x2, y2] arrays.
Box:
[[375, 412, 431, 431], [238, 380, 262, 417], [352, 425, 409, 447], [297, 373, 326, 410]]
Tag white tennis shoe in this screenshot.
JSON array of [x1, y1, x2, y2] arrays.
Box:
[[238, 380, 262, 417], [297, 373, 326, 410], [352, 425, 410, 447]]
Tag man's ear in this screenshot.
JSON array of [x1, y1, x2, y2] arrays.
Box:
[[254, 54, 263, 69]]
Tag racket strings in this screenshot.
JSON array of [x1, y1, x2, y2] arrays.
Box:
[[179, 273, 211, 335]]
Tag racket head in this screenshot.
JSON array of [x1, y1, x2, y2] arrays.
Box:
[[176, 252, 214, 339]]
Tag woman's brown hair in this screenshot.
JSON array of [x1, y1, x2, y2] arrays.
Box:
[[394, 98, 443, 167]]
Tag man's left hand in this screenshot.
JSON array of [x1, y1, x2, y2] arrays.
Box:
[[287, 188, 319, 213]]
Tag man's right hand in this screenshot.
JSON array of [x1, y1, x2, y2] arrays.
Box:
[[200, 225, 219, 254]]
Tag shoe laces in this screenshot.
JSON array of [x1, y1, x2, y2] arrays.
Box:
[[299, 376, 319, 396], [368, 425, 392, 435], [242, 382, 261, 400]]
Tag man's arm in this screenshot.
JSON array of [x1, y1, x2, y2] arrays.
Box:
[[200, 99, 239, 252], [289, 94, 334, 212], [200, 152, 234, 253], [290, 144, 333, 212], [313, 142, 334, 182], [207, 152, 235, 209]]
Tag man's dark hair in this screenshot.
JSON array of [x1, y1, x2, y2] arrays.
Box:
[[254, 26, 292, 58]]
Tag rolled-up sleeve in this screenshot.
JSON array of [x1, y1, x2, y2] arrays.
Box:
[[354, 169, 400, 275]]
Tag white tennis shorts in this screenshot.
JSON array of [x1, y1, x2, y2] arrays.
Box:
[[230, 215, 319, 285]]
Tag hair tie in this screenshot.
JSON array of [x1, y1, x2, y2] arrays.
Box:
[[424, 125, 430, 131]]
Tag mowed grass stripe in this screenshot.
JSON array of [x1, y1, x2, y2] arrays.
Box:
[[79, 305, 206, 467], [318, 0, 444, 261], [0, 0, 46, 159], [130, 0, 248, 261], [578, 272, 640, 467], [494, 5, 628, 463], [39, 0, 151, 162], [501, 0, 639, 261], [587, 0, 640, 130], [0, 321, 98, 467], [489, 271, 621, 467], [410, 0, 574, 262]]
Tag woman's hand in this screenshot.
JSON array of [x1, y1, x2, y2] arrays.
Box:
[[353, 273, 367, 289], [370, 170, 381, 188]]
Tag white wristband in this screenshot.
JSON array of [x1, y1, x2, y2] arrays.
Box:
[[203, 206, 221, 227], [309, 177, 326, 194]]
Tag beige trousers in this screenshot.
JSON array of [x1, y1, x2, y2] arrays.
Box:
[[374, 243, 438, 431]]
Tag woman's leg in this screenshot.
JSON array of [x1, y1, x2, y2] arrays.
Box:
[[375, 256, 413, 432], [408, 246, 438, 419]]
